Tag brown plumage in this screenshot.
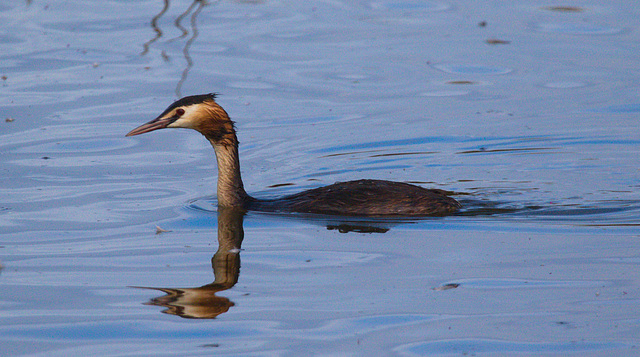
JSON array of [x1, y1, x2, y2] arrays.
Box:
[[126, 94, 461, 217], [250, 179, 459, 216]]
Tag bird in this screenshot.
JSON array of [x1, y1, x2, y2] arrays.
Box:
[[126, 93, 461, 216]]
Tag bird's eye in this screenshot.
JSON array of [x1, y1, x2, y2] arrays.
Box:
[[175, 108, 185, 116]]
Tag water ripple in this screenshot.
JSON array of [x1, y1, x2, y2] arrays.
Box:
[[432, 63, 513, 75], [396, 339, 628, 356], [534, 23, 625, 35]]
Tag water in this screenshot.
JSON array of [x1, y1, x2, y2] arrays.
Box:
[[1, 0, 639, 355]]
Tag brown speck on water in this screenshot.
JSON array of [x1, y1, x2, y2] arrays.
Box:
[[486, 38, 511, 45], [433, 283, 460, 291], [545, 6, 584, 12], [447, 80, 476, 85], [478, 21, 487, 27], [5, 117, 15, 122], [200, 343, 220, 348]]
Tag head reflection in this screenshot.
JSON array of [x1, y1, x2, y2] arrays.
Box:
[[136, 206, 244, 319]]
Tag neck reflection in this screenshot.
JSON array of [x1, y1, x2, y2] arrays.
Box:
[[137, 206, 245, 319]]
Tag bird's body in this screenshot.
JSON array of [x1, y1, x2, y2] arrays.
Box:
[[126, 94, 460, 217], [249, 179, 457, 216]]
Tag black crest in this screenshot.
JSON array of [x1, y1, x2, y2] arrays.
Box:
[[158, 93, 218, 118]]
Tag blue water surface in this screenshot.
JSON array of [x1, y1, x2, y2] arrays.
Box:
[[1, 0, 639, 355]]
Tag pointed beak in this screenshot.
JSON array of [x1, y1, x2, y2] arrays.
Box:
[[126, 115, 176, 137]]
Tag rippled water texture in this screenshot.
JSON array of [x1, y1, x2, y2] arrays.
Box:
[[1, 0, 639, 355]]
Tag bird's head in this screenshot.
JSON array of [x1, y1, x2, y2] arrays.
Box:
[[126, 93, 236, 144]]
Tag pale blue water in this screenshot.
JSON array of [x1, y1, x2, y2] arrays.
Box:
[[1, 0, 639, 356]]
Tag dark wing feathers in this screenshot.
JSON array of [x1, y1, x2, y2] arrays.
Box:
[[254, 179, 460, 216]]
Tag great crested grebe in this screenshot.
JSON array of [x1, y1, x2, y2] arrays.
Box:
[[126, 94, 461, 216]]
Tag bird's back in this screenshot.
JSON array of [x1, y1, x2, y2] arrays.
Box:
[[249, 179, 460, 216]]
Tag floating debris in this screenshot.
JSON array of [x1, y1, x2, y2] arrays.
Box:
[[155, 225, 172, 234], [433, 283, 460, 291], [447, 80, 477, 85], [478, 21, 487, 27], [486, 38, 511, 45], [545, 6, 584, 12], [5, 117, 14, 122], [200, 343, 220, 348]]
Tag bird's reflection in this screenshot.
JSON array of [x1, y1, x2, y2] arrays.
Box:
[[136, 206, 399, 319], [136, 206, 245, 319], [141, 0, 210, 97]]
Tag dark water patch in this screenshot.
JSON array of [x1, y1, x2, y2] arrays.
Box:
[[525, 201, 640, 227], [594, 103, 640, 113], [454, 199, 531, 217], [457, 197, 640, 226], [0, 32, 22, 45]]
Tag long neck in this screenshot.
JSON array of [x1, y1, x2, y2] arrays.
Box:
[[209, 136, 251, 207]]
